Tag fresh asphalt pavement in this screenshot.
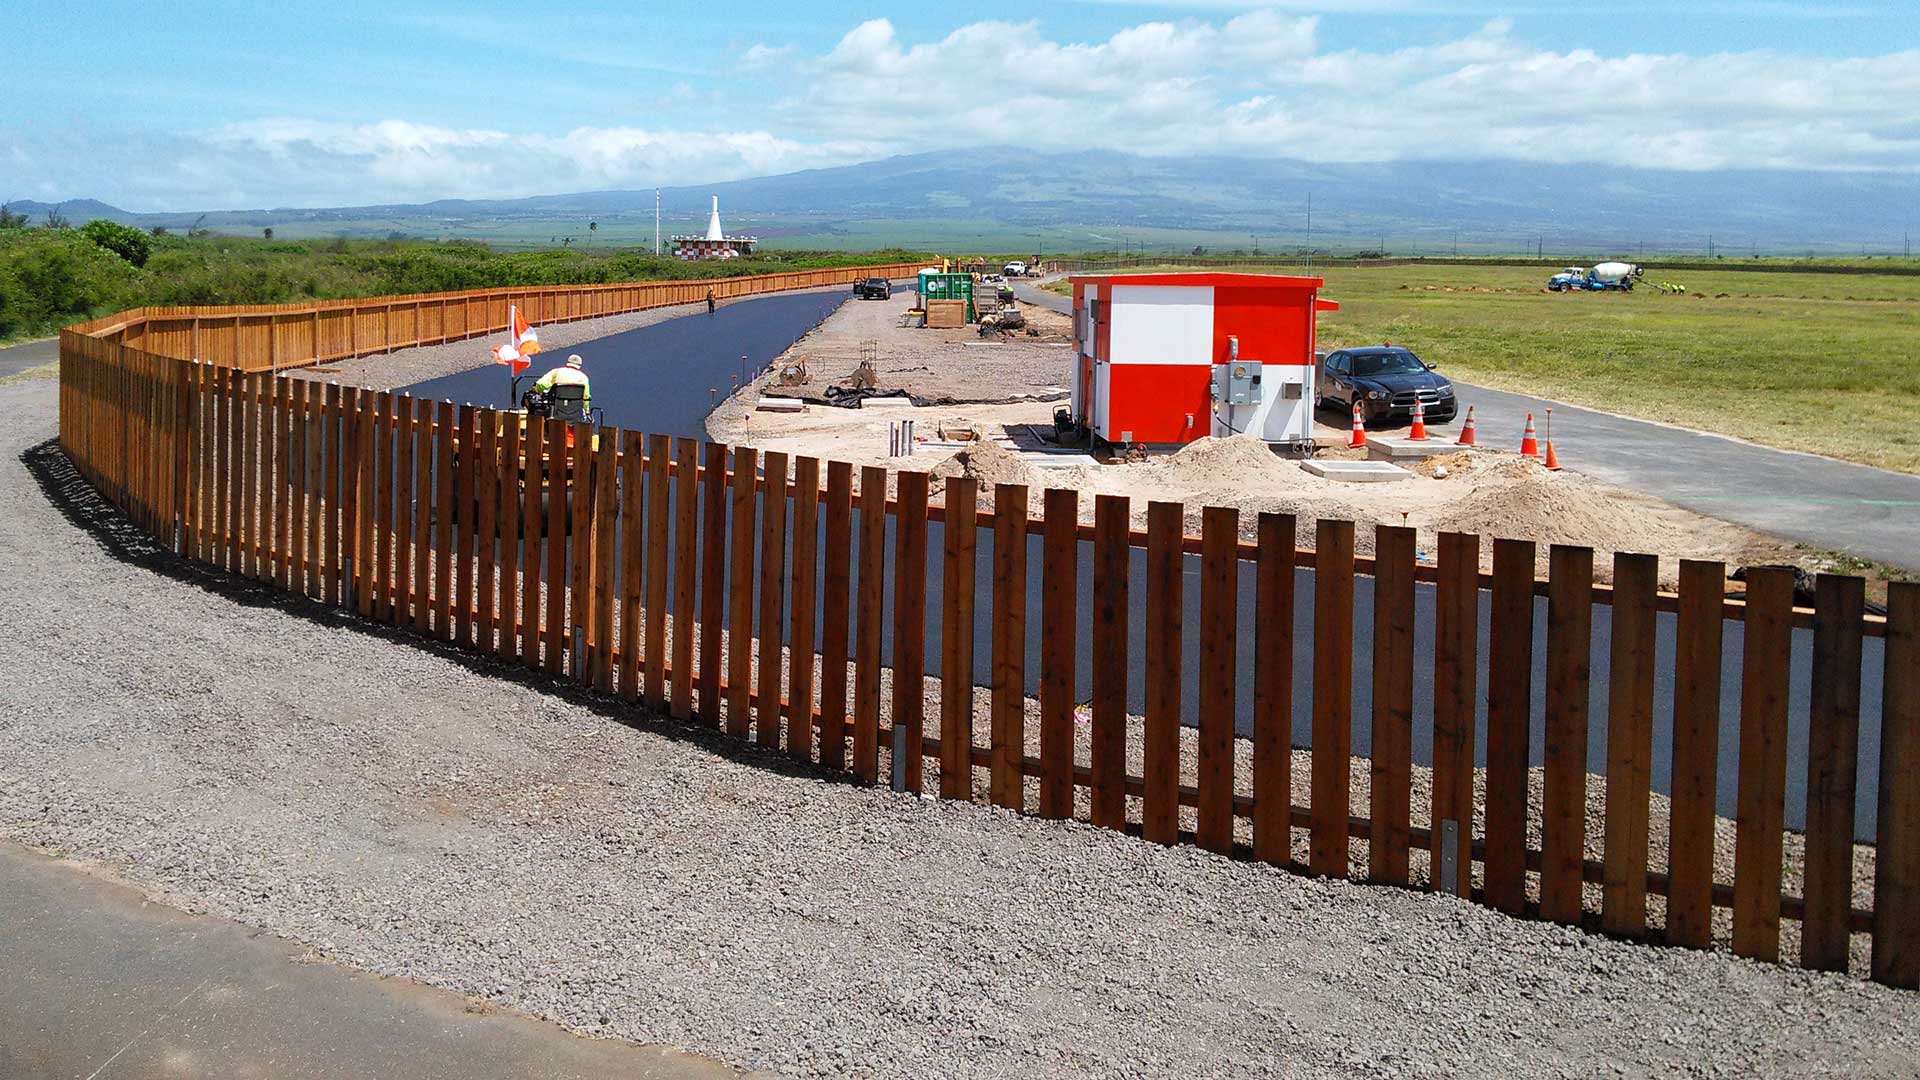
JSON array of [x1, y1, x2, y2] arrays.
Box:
[[0, 840, 755, 1079], [1014, 279, 1920, 574], [0, 337, 58, 379]]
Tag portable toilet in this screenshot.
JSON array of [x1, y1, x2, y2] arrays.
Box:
[[1067, 272, 1338, 448]]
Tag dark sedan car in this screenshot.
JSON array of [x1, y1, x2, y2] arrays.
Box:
[[1317, 346, 1457, 424]]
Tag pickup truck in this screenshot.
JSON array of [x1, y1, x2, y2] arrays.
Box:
[[852, 277, 892, 300]]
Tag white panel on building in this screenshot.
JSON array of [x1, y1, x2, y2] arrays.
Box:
[[1108, 286, 1213, 365], [1093, 362, 1113, 440]]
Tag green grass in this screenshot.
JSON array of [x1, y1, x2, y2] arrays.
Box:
[[1051, 262, 1920, 472]]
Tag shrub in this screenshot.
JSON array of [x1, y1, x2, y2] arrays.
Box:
[[81, 219, 153, 267]]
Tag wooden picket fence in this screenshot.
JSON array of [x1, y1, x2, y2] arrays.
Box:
[[53, 278, 1919, 990]]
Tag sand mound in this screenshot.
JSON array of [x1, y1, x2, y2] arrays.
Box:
[[1424, 461, 1730, 557], [929, 437, 1037, 492]]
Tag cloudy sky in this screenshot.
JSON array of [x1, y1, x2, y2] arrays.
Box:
[[3, 0, 1916, 210]]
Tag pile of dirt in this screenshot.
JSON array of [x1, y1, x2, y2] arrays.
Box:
[[928, 437, 1038, 492], [1152, 436, 1304, 488]]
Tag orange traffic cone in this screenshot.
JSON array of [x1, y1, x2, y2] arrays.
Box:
[[1542, 440, 1562, 470], [1408, 397, 1429, 441], [1349, 401, 1368, 449], [1518, 413, 1540, 458], [1456, 406, 1478, 446]]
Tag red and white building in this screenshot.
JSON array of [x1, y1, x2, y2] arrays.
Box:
[[1068, 272, 1338, 448], [671, 195, 757, 260]]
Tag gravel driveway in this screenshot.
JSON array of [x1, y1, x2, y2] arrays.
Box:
[[2, 376, 1917, 1078]]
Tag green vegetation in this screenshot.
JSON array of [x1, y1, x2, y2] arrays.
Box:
[[0, 225, 925, 343], [1050, 262, 1920, 472]]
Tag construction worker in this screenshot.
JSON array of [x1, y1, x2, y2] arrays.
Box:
[[532, 353, 591, 412], [706, 287, 716, 314]]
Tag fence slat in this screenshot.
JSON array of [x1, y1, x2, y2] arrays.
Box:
[[1485, 537, 1536, 914], [477, 411, 501, 649], [1089, 493, 1128, 828], [1431, 531, 1478, 896], [353, 388, 375, 616], [1541, 545, 1593, 923], [1369, 524, 1414, 884], [221, 371, 238, 572], [287, 380, 308, 596], [671, 437, 701, 721], [1874, 582, 1920, 988], [727, 446, 757, 740], [310, 384, 330, 600], [788, 456, 821, 761], [756, 451, 790, 748], [517, 416, 541, 664], [699, 443, 729, 722], [853, 465, 886, 783], [1602, 552, 1658, 937], [618, 430, 645, 700], [542, 418, 567, 674], [1310, 519, 1355, 877], [938, 477, 981, 796], [434, 402, 456, 637], [591, 432, 618, 694], [567, 426, 595, 675], [1143, 501, 1184, 844], [1667, 559, 1726, 948], [645, 434, 672, 708], [819, 462, 855, 771], [411, 400, 432, 630], [1039, 488, 1079, 819], [389, 394, 412, 621], [372, 392, 394, 621], [273, 379, 292, 590], [892, 471, 930, 792], [240, 374, 259, 580], [989, 483, 1030, 811], [1197, 505, 1238, 856], [1733, 566, 1794, 962], [1803, 573, 1865, 971], [497, 413, 521, 660]]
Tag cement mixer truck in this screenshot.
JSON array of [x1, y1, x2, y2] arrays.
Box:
[[1548, 261, 1644, 292]]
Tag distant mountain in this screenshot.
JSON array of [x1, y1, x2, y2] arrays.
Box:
[[15, 148, 1915, 252]]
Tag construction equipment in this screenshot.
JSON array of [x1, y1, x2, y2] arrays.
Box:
[[1548, 261, 1644, 292], [776, 359, 810, 386]]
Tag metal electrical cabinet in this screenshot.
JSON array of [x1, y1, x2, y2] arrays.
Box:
[[1214, 361, 1262, 405]]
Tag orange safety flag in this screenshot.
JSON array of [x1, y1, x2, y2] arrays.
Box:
[[512, 305, 541, 357]]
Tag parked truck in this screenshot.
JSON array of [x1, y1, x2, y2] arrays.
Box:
[[1548, 261, 1644, 292]]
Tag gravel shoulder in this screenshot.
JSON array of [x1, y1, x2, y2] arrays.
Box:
[[3, 377, 1918, 1078]]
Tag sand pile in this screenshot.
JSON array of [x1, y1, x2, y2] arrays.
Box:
[[1421, 457, 1741, 559], [1154, 436, 1301, 488], [928, 437, 1038, 493]]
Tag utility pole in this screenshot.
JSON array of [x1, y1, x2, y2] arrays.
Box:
[[1305, 191, 1312, 273], [1453, 227, 1459, 257], [654, 189, 661, 255]]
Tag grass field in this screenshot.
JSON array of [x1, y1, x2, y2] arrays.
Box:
[[1054, 263, 1920, 472]]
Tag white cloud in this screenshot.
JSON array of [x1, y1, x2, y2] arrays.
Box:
[[4, 14, 1915, 210]]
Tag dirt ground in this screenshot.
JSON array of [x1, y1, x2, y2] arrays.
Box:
[[708, 290, 1809, 587]]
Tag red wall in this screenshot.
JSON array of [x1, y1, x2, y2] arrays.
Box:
[[1211, 285, 1314, 367], [1104, 364, 1211, 443]]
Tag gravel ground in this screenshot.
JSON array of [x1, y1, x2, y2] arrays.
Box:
[[4, 377, 1919, 1078]]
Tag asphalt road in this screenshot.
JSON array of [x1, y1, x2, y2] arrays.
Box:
[[0, 840, 753, 1079], [0, 337, 58, 379], [1014, 279, 1920, 574]]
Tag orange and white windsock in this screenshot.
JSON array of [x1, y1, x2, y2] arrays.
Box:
[[511, 305, 541, 357]]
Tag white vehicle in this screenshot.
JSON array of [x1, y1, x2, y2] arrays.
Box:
[[1003, 260, 1028, 277]]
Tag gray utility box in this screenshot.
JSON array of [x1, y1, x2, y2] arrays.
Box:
[[1214, 361, 1263, 405]]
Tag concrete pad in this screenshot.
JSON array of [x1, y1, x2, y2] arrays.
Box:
[[1025, 453, 1099, 470], [1302, 459, 1413, 483], [754, 396, 806, 413], [1366, 435, 1461, 461], [856, 395, 915, 408]]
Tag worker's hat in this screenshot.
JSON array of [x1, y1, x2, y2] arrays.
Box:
[[566, 354, 584, 368]]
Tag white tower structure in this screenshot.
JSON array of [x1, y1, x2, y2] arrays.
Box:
[[705, 195, 725, 242], [671, 194, 758, 260]]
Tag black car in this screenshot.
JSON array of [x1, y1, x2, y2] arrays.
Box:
[[1318, 346, 1457, 424], [853, 277, 892, 300]]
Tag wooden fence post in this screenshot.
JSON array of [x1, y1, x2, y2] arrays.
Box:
[[1431, 531, 1478, 896], [1484, 537, 1536, 914], [1733, 566, 1795, 962], [853, 465, 887, 782], [788, 455, 821, 761], [644, 433, 672, 708], [1540, 545, 1593, 923], [819, 462, 855, 771], [1143, 501, 1184, 845], [1873, 582, 1919, 987], [1197, 505, 1238, 856], [671, 437, 702, 721], [1666, 559, 1726, 948], [1602, 552, 1658, 937], [618, 430, 645, 701], [727, 446, 758, 740], [755, 451, 790, 748], [496, 414, 521, 660], [1369, 524, 1415, 884], [699, 443, 729, 723], [1802, 573, 1865, 971], [1039, 488, 1079, 819], [891, 471, 930, 792], [542, 418, 567, 673], [1310, 519, 1356, 877]]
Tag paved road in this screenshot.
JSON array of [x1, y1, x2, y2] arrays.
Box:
[[0, 337, 58, 379], [0, 840, 753, 1079], [1015, 279, 1920, 573]]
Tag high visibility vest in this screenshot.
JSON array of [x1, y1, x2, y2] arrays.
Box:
[[533, 365, 591, 407]]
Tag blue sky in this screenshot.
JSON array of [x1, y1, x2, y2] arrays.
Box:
[[4, 1, 1916, 209]]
